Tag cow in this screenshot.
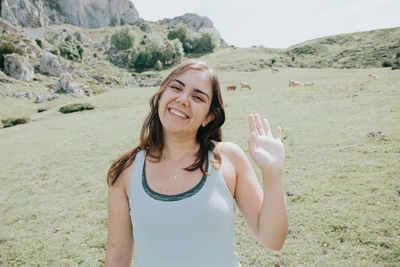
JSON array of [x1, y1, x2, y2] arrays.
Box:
[[240, 82, 251, 90], [368, 73, 379, 79], [226, 85, 237, 91], [304, 82, 314, 86], [289, 80, 300, 87], [271, 67, 279, 73]]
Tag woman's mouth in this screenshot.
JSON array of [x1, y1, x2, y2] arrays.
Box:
[[168, 108, 189, 119]]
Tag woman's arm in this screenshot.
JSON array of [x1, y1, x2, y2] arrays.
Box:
[[105, 167, 135, 266], [227, 114, 288, 250]]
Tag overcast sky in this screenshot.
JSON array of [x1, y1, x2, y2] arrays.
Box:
[[131, 0, 400, 48]]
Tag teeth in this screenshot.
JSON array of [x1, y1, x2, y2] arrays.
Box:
[[170, 108, 187, 118]]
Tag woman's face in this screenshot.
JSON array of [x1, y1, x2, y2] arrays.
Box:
[[158, 69, 215, 136]]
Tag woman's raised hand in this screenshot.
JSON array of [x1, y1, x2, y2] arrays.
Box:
[[248, 114, 284, 178]]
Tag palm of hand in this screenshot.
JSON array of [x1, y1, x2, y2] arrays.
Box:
[[248, 114, 284, 175]]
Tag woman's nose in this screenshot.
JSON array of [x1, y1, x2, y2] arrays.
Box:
[[176, 92, 189, 105]]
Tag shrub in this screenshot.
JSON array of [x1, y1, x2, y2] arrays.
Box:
[[59, 103, 95, 114], [37, 108, 47, 113], [191, 29, 217, 53], [271, 58, 276, 64], [155, 60, 163, 71], [35, 38, 43, 49], [162, 38, 183, 66], [111, 26, 135, 51], [167, 24, 192, 53], [382, 60, 393, 67], [129, 36, 165, 71], [59, 35, 83, 61], [2, 117, 30, 128]]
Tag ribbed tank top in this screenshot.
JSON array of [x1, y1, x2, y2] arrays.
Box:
[[129, 150, 242, 267]]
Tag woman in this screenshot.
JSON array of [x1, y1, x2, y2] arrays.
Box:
[[105, 60, 287, 267]]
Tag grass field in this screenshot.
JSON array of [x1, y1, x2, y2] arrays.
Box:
[[0, 67, 399, 266]]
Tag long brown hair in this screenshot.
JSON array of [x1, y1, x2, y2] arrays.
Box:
[[107, 60, 225, 186]]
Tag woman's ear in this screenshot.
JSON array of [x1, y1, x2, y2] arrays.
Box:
[[203, 113, 215, 127]]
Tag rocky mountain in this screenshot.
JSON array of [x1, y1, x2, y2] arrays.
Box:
[[160, 13, 228, 47], [0, 0, 139, 28]]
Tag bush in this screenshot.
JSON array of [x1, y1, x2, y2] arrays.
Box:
[[37, 108, 47, 113], [382, 60, 393, 67], [167, 24, 192, 53], [162, 38, 184, 66], [1, 117, 30, 128], [129, 36, 165, 71], [155, 60, 163, 71], [59, 103, 95, 114], [35, 38, 44, 49], [59, 35, 83, 61], [111, 26, 135, 51], [191, 29, 217, 53]]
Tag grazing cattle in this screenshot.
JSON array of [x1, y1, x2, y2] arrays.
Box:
[[240, 82, 251, 90], [226, 85, 237, 91], [289, 80, 300, 87], [304, 82, 314, 86], [368, 73, 379, 79], [271, 67, 279, 73]]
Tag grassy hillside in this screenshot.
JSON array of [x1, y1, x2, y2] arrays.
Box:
[[1, 67, 399, 266], [286, 27, 400, 69]]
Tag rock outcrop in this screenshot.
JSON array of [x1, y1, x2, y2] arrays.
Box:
[[4, 53, 36, 81], [160, 13, 227, 46], [39, 52, 68, 77], [0, 0, 140, 28]]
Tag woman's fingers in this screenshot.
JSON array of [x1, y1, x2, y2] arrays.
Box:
[[276, 126, 282, 141], [255, 114, 265, 135], [248, 131, 259, 156], [248, 114, 257, 135], [262, 118, 272, 136]]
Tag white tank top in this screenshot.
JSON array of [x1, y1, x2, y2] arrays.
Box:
[[129, 150, 242, 267]]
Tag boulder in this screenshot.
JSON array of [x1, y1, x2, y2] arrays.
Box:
[[39, 52, 67, 77], [4, 54, 36, 81], [34, 96, 44, 103], [56, 73, 83, 95]]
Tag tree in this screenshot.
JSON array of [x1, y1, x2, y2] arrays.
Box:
[[167, 24, 192, 53], [111, 25, 135, 51]]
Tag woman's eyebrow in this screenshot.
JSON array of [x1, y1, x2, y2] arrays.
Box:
[[173, 79, 210, 100], [194, 89, 210, 100], [173, 79, 185, 86]]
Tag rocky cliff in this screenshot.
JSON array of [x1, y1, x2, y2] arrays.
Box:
[[160, 13, 228, 47], [0, 0, 139, 28]]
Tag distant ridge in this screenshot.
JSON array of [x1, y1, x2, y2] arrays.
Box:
[[286, 27, 400, 68]]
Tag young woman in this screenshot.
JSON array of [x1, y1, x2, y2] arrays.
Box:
[[105, 60, 287, 267]]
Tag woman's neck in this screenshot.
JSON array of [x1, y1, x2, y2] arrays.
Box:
[[162, 133, 199, 162]]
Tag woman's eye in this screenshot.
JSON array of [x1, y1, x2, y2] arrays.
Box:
[[193, 95, 204, 102], [171, 86, 181, 91]]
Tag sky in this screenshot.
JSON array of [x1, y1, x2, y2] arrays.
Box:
[[131, 0, 400, 48]]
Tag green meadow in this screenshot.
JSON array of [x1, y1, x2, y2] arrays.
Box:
[[1, 66, 399, 266]]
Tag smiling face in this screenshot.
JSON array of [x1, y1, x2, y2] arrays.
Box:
[[158, 69, 215, 136]]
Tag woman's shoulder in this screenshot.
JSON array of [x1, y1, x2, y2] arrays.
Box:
[[215, 141, 244, 156], [110, 150, 142, 195], [214, 141, 247, 163]]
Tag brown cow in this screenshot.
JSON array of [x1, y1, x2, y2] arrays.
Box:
[[226, 85, 237, 91], [304, 82, 314, 86], [289, 80, 300, 87], [271, 67, 279, 73], [240, 82, 251, 90]]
